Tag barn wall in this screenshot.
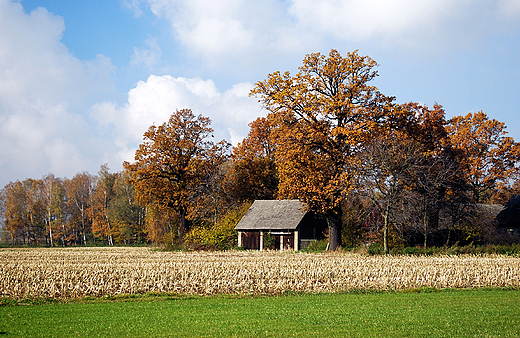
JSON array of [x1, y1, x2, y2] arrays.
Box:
[[241, 231, 260, 250]]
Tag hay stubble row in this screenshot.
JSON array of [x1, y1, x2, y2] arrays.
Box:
[[1, 247, 519, 299]]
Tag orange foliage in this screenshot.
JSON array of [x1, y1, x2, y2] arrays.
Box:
[[447, 111, 520, 202], [123, 109, 230, 242], [251, 49, 398, 250], [226, 117, 278, 203]]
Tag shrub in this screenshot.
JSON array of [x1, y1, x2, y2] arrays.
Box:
[[185, 203, 252, 250], [302, 239, 329, 252], [367, 243, 384, 255], [263, 233, 276, 250]]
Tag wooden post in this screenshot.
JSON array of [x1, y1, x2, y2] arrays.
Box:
[[260, 231, 264, 251], [237, 231, 242, 247], [294, 230, 299, 251], [280, 235, 284, 251]]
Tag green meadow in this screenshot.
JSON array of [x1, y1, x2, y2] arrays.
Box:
[[1, 289, 519, 337]]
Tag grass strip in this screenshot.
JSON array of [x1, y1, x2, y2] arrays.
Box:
[[1, 289, 519, 337]]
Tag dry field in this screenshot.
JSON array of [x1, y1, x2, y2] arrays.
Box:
[[1, 247, 519, 299]]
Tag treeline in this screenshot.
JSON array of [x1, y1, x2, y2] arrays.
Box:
[[2, 49, 520, 250], [0, 167, 145, 246], [0, 162, 252, 248]]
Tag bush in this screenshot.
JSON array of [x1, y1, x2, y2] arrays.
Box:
[[302, 239, 329, 252], [395, 244, 520, 256], [185, 203, 252, 250], [367, 243, 384, 255]]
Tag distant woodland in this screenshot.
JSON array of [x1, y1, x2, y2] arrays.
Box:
[[2, 50, 519, 251]]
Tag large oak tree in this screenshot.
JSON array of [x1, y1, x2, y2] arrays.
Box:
[[251, 49, 397, 250], [123, 109, 230, 243]]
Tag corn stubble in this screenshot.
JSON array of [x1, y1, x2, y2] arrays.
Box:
[[1, 247, 519, 299]]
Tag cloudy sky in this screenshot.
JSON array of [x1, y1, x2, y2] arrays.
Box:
[[1, 0, 520, 187]]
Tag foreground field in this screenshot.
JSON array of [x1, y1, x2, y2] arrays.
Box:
[[1, 247, 519, 299], [1, 290, 519, 337]]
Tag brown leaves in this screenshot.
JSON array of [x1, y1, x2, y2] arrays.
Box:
[[123, 109, 230, 241]]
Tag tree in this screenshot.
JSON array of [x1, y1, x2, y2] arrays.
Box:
[[226, 117, 279, 203], [402, 103, 467, 247], [3, 181, 30, 244], [66, 173, 95, 245], [251, 49, 396, 250], [358, 129, 423, 253], [109, 171, 146, 244], [91, 164, 116, 245], [124, 109, 230, 243], [41, 174, 62, 247], [447, 111, 520, 203], [2, 179, 46, 245]]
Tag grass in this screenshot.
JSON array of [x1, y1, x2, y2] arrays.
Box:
[[1, 289, 519, 337]]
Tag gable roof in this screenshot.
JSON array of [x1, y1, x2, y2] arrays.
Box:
[[235, 200, 307, 231]]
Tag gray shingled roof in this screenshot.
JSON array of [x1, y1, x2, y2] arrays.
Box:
[[235, 200, 307, 230]]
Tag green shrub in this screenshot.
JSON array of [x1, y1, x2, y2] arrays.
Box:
[[367, 243, 384, 255], [263, 232, 276, 250], [396, 244, 520, 256], [302, 239, 329, 252]]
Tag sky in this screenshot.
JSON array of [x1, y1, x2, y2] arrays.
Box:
[[1, 0, 520, 187]]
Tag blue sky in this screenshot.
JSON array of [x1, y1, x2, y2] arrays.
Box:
[[1, 0, 520, 187]]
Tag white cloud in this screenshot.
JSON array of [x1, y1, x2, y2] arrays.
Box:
[[120, 0, 146, 17], [147, 0, 255, 58], [138, 0, 520, 64], [0, 0, 116, 186], [145, 0, 300, 65], [288, 0, 458, 40], [178, 18, 254, 57], [91, 75, 262, 164], [131, 36, 162, 67]]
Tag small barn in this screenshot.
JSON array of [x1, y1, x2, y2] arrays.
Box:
[[235, 200, 328, 251]]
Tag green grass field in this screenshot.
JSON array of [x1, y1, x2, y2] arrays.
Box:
[[1, 289, 519, 337]]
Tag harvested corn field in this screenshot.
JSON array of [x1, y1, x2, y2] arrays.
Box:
[[1, 247, 519, 299]]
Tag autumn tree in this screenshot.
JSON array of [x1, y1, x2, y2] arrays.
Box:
[[2, 179, 46, 244], [2, 181, 30, 244], [226, 116, 278, 203], [66, 172, 95, 245], [251, 49, 397, 250], [358, 129, 423, 253], [124, 109, 230, 243], [91, 164, 116, 245], [447, 111, 520, 203], [47, 177, 67, 246], [41, 174, 65, 247], [397, 103, 468, 247], [109, 171, 146, 244]]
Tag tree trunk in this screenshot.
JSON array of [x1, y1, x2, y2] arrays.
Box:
[[327, 212, 342, 251], [383, 204, 390, 254], [423, 198, 428, 248], [177, 208, 187, 243]]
